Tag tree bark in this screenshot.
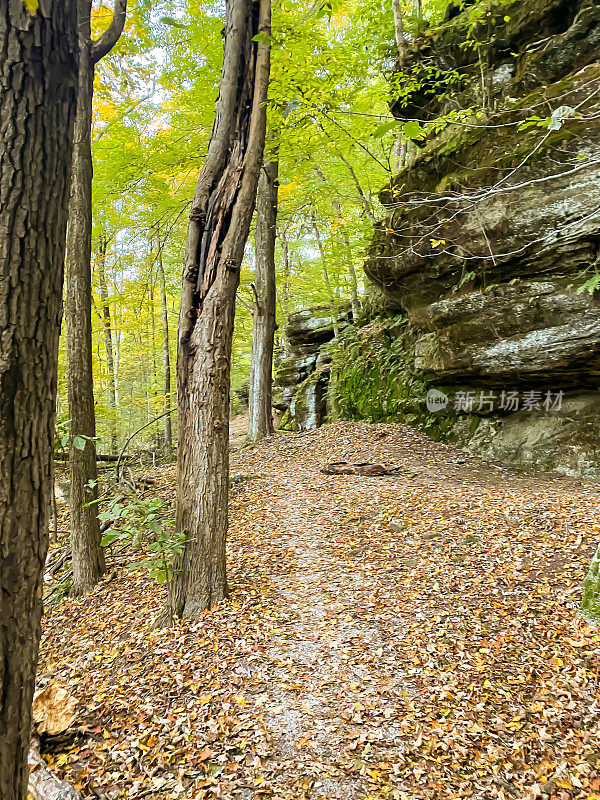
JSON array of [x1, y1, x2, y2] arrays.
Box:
[[392, 0, 405, 62], [333, 199, 361, 319], [65, 0, 126, 595], [156, 242, 173, 455], [276, 225, 292, 320], [97, 235, 117, 453], [311, 215, 339, 337], [167, 0, 271, 620], [248, 159, 278, 443], [0, 4, 78, 799]]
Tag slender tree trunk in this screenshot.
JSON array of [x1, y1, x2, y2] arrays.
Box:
[[312, 216, 339, 337], [64, 0, 126, 595], [0, 4, 78, 798], [337, 153, 377, 223], [248, 159, 278, 443], [332, 200, 361, 319], [97, 235, 117, 453], [157, 244, 173, 455], [392, 0, 405, 61], [65, 18, 104, 595], [167, 0, 271, 620], [277, 226, 292, 320], [313, 164, 360, 320]]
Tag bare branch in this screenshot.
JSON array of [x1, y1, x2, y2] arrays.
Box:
[[90, 0, 127, 65]]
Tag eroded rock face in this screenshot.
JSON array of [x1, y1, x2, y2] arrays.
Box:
[[274, 305, 352, 431], [363, 0, 600, 475]]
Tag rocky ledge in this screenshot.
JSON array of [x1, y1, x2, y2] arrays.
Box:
[[360, 0, 600, 477], [273, 305, 352, 431]]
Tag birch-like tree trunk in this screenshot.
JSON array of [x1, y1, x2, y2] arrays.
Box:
[[312, 215, 339, 338], [0, 4, 78, 797], [65, 0, 126, 595], [97, 235, 118, 453], [248, 159, 278, 443], [167, 0, 271, 619], [157, 243, 173, 455]]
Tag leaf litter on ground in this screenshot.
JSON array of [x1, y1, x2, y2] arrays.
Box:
[[39, 422, 600, 800]]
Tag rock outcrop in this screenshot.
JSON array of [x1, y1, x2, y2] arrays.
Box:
[[360, 0, 600, 476], [274, 305, 352, 431]]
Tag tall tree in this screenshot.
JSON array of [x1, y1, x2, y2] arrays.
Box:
[[156, 237, 173, 455], [0, 3, 78, 797], [248, 158, 279, 443], [65, 0, 126, 595], [96, 234, 118, 453], [167, 0, 271, 619]]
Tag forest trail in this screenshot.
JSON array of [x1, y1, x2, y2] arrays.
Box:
[[41, 422, 600, 800]]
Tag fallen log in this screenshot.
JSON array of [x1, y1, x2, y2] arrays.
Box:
[[54, 452, 119, 462], [28, 746, 82, 800], [321, 461, 407, 476]]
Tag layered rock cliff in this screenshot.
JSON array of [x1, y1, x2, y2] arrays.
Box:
[[358, 0, 600, 476], [273, 305, 352, 431]]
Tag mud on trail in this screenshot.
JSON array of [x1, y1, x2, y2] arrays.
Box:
[[40, 422, 600, 799]]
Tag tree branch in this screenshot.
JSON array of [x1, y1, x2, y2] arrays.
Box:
[[90, 0, 127, 65]]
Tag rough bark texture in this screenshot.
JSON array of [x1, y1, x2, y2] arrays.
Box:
[[65, 13, 104, 595], [248, 159, 278, 443], [169, 0, 271, 619], [65, 0, 125, 595], [0, 3, 78, 798]]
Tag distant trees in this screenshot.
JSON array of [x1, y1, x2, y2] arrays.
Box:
[[248, 158, 279, 443], [167, 0, 272, 618], [66, 0, 127, 596], [0, 3, 78, 797]]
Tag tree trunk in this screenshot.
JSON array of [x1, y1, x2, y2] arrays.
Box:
[[167, 0, 271, 620], [97, 235, 118, 453], [276, 226, 292, 320], [157, 243, 173, 455], [312, 164, 360, 321], [64, 0, 126, 596], [312, 216, 339, 337], [392, 0, 405, 62], [333, 199, 361, 319], [0, 4, 78, 799], [248, 159, 278, 443]]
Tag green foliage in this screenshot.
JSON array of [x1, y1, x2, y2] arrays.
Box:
[[99, 495, 185, 585], [580, 544, 600, 623], [577, 273, 600, 296], [328, 316, 426, 423]]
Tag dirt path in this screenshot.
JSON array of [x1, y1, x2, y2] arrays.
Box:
[[40, 422, 600, 800]]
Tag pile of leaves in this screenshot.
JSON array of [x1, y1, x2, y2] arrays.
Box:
[[39, 422, 600, 799]]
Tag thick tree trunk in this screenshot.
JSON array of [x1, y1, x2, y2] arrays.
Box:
[[97, 235, 118, 453], [248, 159, 278, 443], [65, 0, 126, 595], [167, 0, 271, 620], [157, 245, 172, 455], [0, 4, 78, 799]]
